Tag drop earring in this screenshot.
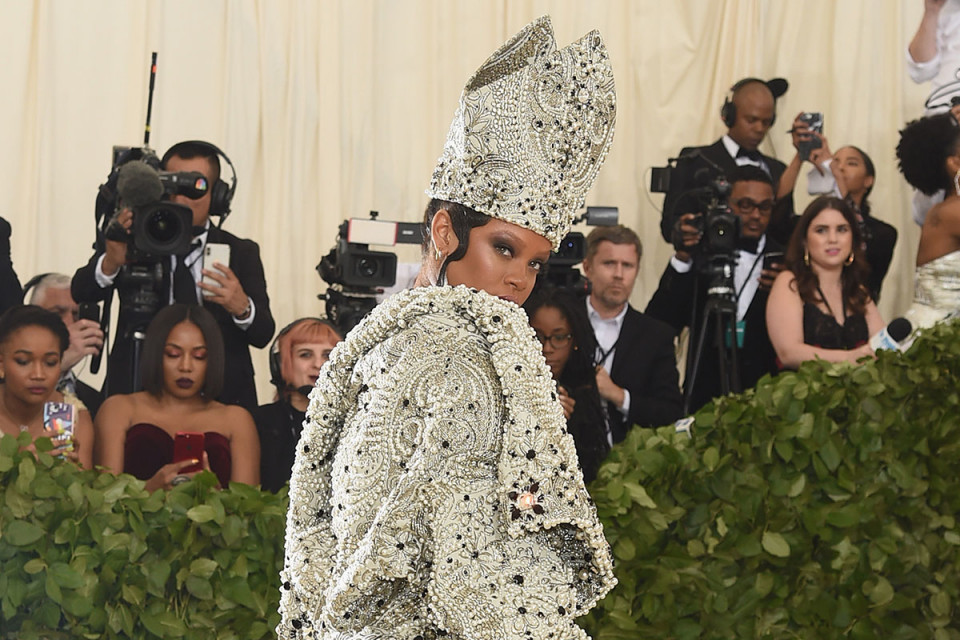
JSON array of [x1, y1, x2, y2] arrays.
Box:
[[845, 253, 854, 266], [954, 167, 960, 197], [804, 247, 810, 267]]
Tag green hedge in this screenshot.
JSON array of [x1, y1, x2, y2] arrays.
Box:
[[3, 321, 959, 639], [0, 438, 286, 640], [582, 319, 960, 639]]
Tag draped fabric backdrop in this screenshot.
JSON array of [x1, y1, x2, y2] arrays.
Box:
[[0, 0, 930, 403]]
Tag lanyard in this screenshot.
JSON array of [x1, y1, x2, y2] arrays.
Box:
[[735, 251, 765, 303], [594, 334, 621, 370], [816, 285, 846, 323]]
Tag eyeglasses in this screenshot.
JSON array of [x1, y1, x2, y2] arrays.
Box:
[[534, 332, 573, 349], [733, 198, 774, 214]]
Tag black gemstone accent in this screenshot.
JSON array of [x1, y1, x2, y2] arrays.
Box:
[[526, 450, 536, 460]]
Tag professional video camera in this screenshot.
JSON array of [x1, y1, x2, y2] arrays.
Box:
[[318, 212, 423, 333], [651, 157, 740, 261], [541, 206, 620, 295], [651, 155, 744, 413], [98, 148, 208, 261]]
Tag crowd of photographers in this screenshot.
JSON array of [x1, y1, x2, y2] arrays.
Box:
[[1, 3, 957, 488]]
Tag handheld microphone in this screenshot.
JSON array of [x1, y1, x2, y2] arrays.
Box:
[[116, 161, 164, 208], [869, 318, 912, 352]]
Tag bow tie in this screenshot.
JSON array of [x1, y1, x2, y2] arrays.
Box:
[[737, 148, 762, 162]]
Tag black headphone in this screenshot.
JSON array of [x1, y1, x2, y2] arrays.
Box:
[[720, 77, 788, 128], [268, 317, 340, 391], [161, 140, 238, 223], [21, 273, 54, 304]]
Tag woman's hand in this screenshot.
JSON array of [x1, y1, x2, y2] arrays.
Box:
[[807, 133, 834, 175], [852, 343, 876, 362], [557, 385, 576, 420], [144, 452, 212, 492]]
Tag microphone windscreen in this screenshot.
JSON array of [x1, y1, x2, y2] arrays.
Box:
[[887, 317, 912, 342], [117, 161, 164, 208]]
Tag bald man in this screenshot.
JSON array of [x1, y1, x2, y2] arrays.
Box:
[[660, 78, 788, 243]]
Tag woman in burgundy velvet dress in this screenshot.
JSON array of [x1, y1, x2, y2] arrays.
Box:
[[94, 304, 259, 490]]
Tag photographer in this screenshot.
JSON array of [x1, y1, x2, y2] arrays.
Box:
[[71, 141, 274, 410], [660, 77, 788, 243], [646, 166, 785, 413]]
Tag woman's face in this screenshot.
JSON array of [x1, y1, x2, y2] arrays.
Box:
[[805, 208, 853, 271], [833, 147, 873, 201], [443, 217, 552, 306], [162, 321, 208, 399], [0, 326, 61, 406], [286, 339, 338, 390], [530, 305, 573, 380]]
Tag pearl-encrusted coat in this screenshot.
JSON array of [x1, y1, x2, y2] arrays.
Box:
[[278, 286, 615, 639]]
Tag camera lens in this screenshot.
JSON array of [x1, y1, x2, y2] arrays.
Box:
[[356, 257, 380, 279], [145, 209, 183, 244]]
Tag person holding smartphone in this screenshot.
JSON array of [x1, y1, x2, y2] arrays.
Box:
[[0, 305, 94, 468], [93, 304, 259, 491], [768, 115, 898, 302], [647, 166, 786, 413]]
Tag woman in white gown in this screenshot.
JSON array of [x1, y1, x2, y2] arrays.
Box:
[[277, 16, 618, 640], [897, 113, 960, 328]]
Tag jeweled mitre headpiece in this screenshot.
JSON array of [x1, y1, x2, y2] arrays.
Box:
[[426, 16, 617, 251]]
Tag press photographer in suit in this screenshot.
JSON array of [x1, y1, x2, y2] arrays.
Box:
[[660, 77, 789, 243], [71, 141, 274, 410], [647, 166, 784, 413]]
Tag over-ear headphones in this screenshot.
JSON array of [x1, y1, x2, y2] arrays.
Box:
[[269, 317, 340, 391], [161, 140, 238, 222], [720, 77, 788, 128], [21, 273, 54, 304]]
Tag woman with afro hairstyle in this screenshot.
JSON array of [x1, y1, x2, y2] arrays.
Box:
[[896, 113, 960, 328]]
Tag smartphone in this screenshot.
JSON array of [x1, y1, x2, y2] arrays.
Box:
[[762, 251, 785, 271], [173, 432, 205, 473], [201, 243, 231, 297], [78, 302, 100, 323], [43, 402, 76, 454], [797, 112, 824, 161]]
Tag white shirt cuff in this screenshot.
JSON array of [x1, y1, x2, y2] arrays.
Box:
[[619, 389, 631, 415], [232, 297, 256, 329], [670, 255, 693, 273], [94, 254, 119, 288]]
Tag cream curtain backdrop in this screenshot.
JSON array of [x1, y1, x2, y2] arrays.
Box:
[[0, 0, 931, 404]]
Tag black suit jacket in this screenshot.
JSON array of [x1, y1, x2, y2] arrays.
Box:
[[660, 138, 787, 242], [645, 237, 784, 413], [603, 306, 683, 437], [71, 226, 274, 410], [0, 217, 23, 315]]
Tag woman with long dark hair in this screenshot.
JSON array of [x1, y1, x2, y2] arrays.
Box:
[[766, 196, 884, 369], [94, 304, 259, 490]]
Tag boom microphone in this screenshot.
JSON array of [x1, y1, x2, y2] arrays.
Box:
[[869, 317, 912, 352], [117, 161, 164, 208]]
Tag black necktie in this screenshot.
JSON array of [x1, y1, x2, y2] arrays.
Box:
[[173, 242, 201, 305], [737, 148, 762, 163]]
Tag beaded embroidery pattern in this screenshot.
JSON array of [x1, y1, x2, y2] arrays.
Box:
[[278, 285, 616, 639], [427, 15, 617, 251]]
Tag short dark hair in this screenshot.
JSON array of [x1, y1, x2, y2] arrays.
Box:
[[140, 304, 225, 399], [0, 305, 70, 355], [897, 113, 960, 196], [585, 225, 642, 262], [421, 198, 491, 283], [728, 165, 774, 190], [161, 141, 221, 183]]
